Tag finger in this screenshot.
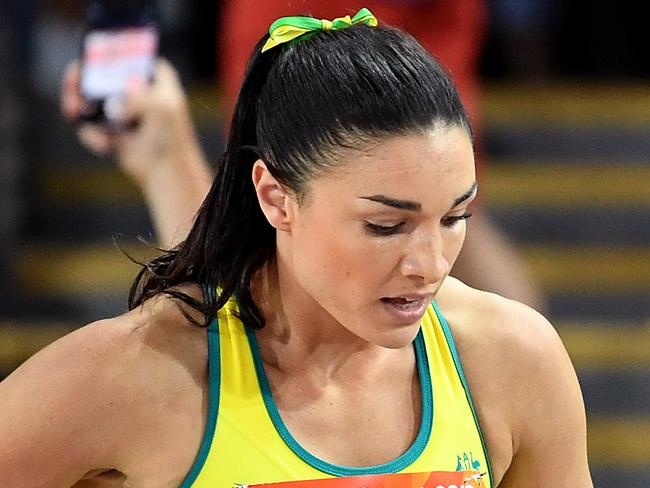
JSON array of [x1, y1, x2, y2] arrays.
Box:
[[122, 58, 188, 123], [61, 60, 82, 120], [112, 132, 135, 165], [119, 57, 165, 120], [77, 124, 114, 155], [155, 58, 179, 85], [155, 58, 186, 97], [146, 58, 187, 115], [121, 88, 150, 122]]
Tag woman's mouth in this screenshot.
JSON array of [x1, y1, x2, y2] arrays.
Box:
[[380, 296, 431, 324]]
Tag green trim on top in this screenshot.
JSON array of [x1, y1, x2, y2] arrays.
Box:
[[178, 315, 221, 488], [431, 301, 494, 486], [245, 326, 434, 476]]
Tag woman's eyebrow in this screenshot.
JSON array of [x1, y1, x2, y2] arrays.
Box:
[[359, 182, 477, 212], [358, 195, 421, 211], [452, 182, 478, 208]]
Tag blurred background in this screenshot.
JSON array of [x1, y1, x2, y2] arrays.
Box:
[[0, 1, 648, 486]]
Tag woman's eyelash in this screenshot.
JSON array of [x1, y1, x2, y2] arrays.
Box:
[[365, 222, 405, 236], [365, 212, 472, 236], [442, 212, 473, 226]]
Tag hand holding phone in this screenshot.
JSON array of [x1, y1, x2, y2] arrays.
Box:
[[62, 56, 212, 248], [63, 58, 203, 186], [79, 0, 159, 131]]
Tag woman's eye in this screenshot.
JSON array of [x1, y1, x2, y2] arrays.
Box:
[[441, 212, 473, 227], [365, 222, 405, 236]]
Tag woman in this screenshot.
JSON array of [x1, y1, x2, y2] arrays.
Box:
[[2, 9, 591, 487]]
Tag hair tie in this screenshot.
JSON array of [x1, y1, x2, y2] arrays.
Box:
[[261, 7, 378, 53]]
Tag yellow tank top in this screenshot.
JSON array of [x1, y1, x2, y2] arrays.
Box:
[[179, 299, 493, 488]]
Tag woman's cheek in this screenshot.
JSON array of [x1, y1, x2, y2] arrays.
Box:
[[445, 224, 467, 264], [309, 225, 356, 276], [353, 236, 402, 283]]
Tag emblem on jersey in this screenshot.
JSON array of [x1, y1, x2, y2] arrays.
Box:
[[455, 451, 482, 473], [235, 470, 484, 487]]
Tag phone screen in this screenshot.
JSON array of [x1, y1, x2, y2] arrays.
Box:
[[80, 25, 158, 127]]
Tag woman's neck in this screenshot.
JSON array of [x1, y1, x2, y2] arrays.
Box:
[[250, 256, 404, 383]]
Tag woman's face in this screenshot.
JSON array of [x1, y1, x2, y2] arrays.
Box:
[[280, 125, 476, 348]]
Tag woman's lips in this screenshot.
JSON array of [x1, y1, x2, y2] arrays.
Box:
[[380, 296, 431, 324]]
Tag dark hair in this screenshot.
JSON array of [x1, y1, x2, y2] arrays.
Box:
[[128, 22, 471, 328]]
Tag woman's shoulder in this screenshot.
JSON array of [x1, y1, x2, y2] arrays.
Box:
[[435, 276, 562, 361], [0, 286, 209, 485], [21, 284, 209, 394], [434, 276, 572, 401], [435, 277, 586, 484]]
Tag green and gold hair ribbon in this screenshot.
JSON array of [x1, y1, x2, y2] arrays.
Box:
[[261, 7, 378, 53]]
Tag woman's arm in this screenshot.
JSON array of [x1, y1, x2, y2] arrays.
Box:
[[437, 279, 592, 486], [61, 59, 213, 248], [495, 303, 593, 486], [0, 320, 135, 487]]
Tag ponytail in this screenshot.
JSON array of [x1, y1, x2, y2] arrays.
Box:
[[129, 37, 283, 328]]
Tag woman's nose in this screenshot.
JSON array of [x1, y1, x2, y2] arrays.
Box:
[[399, 229, 450, 284]]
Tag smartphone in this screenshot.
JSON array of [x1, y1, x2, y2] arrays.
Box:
[[79, 0, 159, 130]]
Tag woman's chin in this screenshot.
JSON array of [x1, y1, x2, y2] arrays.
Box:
[[368, 322, 422, 349]]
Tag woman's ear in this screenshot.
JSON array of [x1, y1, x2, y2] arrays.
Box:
[[251, 160, 293, 232]]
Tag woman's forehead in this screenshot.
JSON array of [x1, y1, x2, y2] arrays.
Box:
[[322, 128, 474, 185], [303, 127, 476, 210]]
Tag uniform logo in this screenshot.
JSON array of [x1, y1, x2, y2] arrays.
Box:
[[455, 452, 481, 473]]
